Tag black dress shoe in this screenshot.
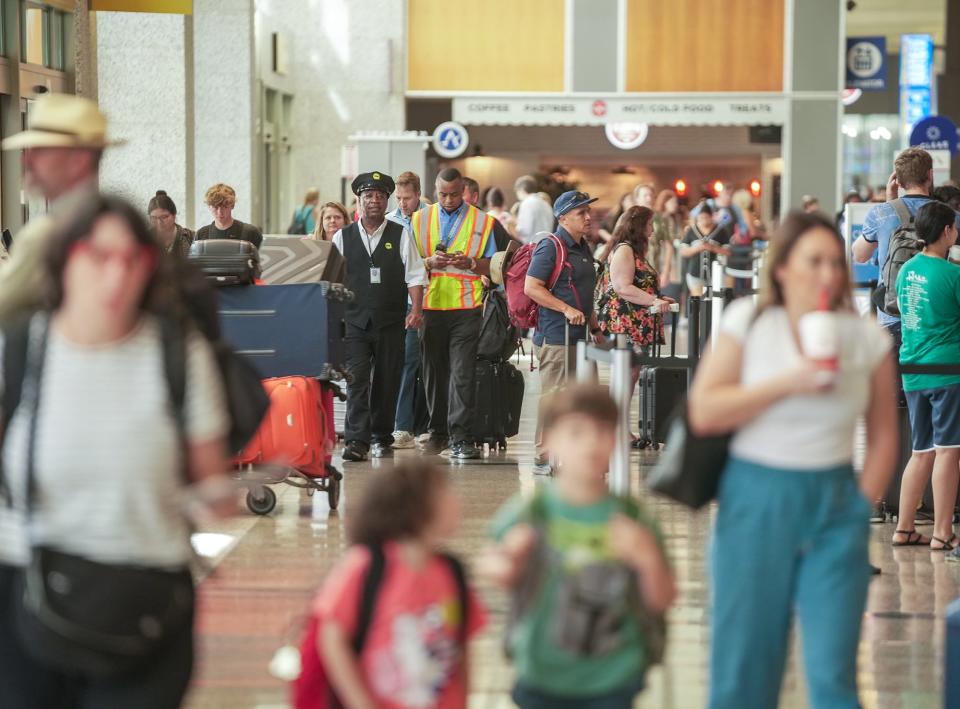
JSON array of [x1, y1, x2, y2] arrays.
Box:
[[342, 441, 368, 462]]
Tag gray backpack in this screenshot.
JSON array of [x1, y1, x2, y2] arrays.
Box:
[[873, 199, 919, 317]]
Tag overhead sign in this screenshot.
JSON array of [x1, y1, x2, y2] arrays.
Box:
[[91, 0, 191, 12], [453, 96, 788, 127], [605, 123, 649, 150], [900, 34, 935, 139], [846, 37, 886, 91], [910, 115, 959, 156], [431, 121, 469, 159]]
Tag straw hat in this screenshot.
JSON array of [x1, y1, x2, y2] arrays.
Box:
[[2, 93, 122, 151], [489, 240, 520, 286]]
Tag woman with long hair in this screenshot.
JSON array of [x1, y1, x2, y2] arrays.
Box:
[[689, 211, 897, 709], [0, 196, 229, 708], [311, 201, 350, 241], [652, 189, 682, 295], [596, 205, 674, 350], [147, 190, 194, 258]]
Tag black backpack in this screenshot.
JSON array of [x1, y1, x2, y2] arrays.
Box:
[[477, 288, 520, 362], [872, 199, 920, 317]]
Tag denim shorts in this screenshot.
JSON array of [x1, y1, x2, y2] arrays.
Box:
[[905, 382, 960, 452]]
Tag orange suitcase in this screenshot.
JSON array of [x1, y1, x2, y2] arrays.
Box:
[[235, 376, 328, 476]]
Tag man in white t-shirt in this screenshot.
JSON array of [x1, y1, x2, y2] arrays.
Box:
[[514, 175, 555, 244]]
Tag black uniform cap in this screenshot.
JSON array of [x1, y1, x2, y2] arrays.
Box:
[[351, 171, 395, 196]]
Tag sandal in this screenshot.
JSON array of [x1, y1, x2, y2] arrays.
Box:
[[931, 534, 958, 551], [892, 529, 930, 547]]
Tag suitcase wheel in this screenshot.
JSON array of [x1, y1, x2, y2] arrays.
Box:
[[327, 473, 341, 511], [246, 486, 277, 515]]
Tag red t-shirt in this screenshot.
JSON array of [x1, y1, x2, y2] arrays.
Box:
[[313, 542, 487, 709]]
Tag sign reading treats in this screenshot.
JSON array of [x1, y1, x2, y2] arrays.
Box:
[[453, 96, 788, 126], [90, 0, 191, 13]]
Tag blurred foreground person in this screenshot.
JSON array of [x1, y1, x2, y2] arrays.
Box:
[[0, 93, 115, 320], [0, 197, 230, 709], [297, 462, 486, 709], [689, 211, 897, 709], [483, 384, 675, 709]]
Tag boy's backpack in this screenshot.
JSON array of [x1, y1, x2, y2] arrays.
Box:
[[503, 233, 569, 330], [506, 489, 666, 672], [873, 199, 920, 317], [477, 288, 520, 362], [292, 546, 469, 709], [287, 206, 311, 235]]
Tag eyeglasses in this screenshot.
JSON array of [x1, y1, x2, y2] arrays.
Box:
[[148, 213, 174, 223], [69, 241, 158, 271]]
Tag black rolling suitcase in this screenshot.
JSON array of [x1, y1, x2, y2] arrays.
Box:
[[473, 360, 525, 449], [638, 308, 684, 449], [188, 239, 260, 286]]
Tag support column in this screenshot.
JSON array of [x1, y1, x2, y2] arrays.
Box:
[[941, 1, 960, 179], [781, 0, 844, 217]]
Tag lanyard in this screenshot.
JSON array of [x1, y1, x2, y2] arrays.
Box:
[[440, 205, 467, 248], [360, 222, 382, 265]]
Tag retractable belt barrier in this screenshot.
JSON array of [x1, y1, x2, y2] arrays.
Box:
[[576, 296, 709, 495]]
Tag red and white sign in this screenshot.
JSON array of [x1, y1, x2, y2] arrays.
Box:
[[592, 100, 608, 117], [604, 122, 649, 150]]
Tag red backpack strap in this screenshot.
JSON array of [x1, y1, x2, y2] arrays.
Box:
[[544, 233, 568, 291]]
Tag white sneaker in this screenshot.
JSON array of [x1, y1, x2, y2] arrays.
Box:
[[415, 432, 432, 447], [392, 431, 416, 449]]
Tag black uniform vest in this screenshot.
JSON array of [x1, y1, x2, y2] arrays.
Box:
[[342, 220, 407, 329]]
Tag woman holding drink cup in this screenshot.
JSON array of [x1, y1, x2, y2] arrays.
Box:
[[688, 210, 898, 709]]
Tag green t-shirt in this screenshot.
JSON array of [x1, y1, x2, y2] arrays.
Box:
[[490, 484, 666, 697], [896, 252, 960, 392]]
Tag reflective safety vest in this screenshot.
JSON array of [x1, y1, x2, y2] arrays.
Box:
[[411, 203, 494, 310]]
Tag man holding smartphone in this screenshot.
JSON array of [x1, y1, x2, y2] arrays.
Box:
[[410, 168, 497, 460]]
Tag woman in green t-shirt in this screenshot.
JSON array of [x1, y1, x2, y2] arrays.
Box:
[[895, 200, 960, 551]]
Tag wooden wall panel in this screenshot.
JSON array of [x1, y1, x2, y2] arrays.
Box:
[[407, 0, 565, 92], [626, 0, 784, 92]]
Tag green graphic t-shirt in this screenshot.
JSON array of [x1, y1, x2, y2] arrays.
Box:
[[490, 484, 665, 697], [896, 252, 960, 392]]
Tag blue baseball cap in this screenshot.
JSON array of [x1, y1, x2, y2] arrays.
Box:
[[554, 190, 598, 218]]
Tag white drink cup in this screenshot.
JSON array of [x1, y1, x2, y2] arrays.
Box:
[[799, 309, 839, 382]]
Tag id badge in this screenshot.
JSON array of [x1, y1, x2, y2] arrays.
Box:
[[370, 267, 381, 284]]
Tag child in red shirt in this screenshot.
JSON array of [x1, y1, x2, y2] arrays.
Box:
[[312, 463, 486, 709]]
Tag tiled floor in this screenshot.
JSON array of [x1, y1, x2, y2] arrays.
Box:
[[184, 356, 955, 709]]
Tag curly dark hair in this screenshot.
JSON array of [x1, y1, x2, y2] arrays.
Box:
[[348, 462, 450, 546], [611, 205, 655, 260], [44, 194, 176, 313]]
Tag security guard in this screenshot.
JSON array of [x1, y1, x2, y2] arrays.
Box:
[[334, 171, 426, 461], [410, 167, 496, 459]]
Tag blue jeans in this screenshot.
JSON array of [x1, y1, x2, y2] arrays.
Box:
[[394, 322, 422, 433], [709, 458, 871, 709]]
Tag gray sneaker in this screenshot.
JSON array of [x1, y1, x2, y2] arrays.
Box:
[[532, 461, 554, 476], [451, 442, 480, 460], [947, 547, 960, 563]]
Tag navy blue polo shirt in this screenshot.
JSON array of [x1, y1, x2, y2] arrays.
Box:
[[528, 227, 596, 346]]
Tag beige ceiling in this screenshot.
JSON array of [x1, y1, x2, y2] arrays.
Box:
[[845, 0, 947, 49]]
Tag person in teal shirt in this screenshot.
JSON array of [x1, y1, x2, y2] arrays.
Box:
[[895, 200, 960, 552], [481, 384, 675, 709], [290, 188, 319, 234]]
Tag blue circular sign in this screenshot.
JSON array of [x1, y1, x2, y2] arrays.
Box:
[[910, 115, 959, 156]]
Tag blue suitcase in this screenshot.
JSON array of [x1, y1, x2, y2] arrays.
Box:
[[217, 283, 349, 380], [947, 597, 960, 708]]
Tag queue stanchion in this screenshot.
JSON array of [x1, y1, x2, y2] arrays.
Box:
[[688, 295, 703, 368], [608, 333, 632, 496], [576, 339, 591, 382]]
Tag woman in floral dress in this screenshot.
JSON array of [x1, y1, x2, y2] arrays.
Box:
[[597, 206, 674, 351]]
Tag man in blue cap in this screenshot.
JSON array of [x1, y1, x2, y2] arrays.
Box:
[[524, 190, 603, 475], [334, 170, 426, 462]]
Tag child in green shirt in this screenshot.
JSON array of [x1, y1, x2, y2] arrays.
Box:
[[481, 384, 675, 709]]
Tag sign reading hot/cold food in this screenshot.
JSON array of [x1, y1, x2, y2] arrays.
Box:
[[846, 36, 886, 91], [452, 96, 788, 127]]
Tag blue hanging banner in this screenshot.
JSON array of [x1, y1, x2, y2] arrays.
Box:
[[900, 34, 935, 139], [846, 37, 886, 91]]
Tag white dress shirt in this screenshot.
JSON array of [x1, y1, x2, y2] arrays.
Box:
[[333, 218, 426, 288]]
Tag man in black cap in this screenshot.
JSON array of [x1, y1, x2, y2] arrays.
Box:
[[333, 171, 426, 461]]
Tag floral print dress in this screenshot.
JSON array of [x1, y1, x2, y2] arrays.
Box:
[[596, 244, 665, 350]]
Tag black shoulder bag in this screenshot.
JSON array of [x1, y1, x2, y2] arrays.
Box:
[[11, 314, 195, 678]]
